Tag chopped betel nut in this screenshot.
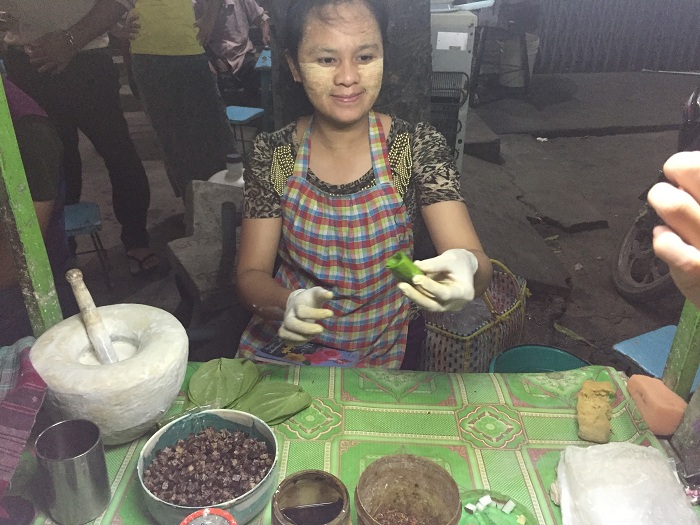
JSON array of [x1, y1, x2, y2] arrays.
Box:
[[143, 427, 273, 507]]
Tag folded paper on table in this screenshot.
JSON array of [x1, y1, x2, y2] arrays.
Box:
[[257, 338, 360, 367]]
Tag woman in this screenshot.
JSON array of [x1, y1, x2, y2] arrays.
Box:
[[235, 0, 492, 368]]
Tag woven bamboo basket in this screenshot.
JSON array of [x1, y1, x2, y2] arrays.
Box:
[[419, 260, 528, 373]]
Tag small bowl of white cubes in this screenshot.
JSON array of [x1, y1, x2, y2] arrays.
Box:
[[461, 491, 536, 524]]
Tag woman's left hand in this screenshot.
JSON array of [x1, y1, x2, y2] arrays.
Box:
[[398, 249, 478, 312], [26, 30, 79, 74]]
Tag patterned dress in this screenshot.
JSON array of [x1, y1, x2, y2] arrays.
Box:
[[239, 116, 464, 367]]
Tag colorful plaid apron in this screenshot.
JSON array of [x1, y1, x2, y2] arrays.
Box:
[[238, 111, 413, 368]]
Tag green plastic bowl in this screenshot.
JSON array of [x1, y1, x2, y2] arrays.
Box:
[[489, 344, 590, 373]]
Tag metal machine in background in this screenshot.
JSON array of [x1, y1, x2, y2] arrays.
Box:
[[430, 1, 487, 167]]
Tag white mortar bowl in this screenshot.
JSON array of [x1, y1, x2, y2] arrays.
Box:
[[30, 304, 188, 445]]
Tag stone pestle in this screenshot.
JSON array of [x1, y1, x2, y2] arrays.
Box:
[[65, 269, 119, 365]]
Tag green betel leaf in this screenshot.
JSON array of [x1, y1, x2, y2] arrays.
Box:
[[237, 358, 262, 400], [231, 381, 312, 425], [188, 358, 261, 408]]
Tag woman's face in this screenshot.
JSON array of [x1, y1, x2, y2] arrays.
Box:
[[288, 0, 384, 127]]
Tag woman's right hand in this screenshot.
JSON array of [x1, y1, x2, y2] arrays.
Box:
[[278, 287, 334, 345], [111, 10, 140, 41], [648, 151, 700, 308]]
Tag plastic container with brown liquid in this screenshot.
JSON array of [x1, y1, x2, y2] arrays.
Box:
[[271, 470, 350, 525]]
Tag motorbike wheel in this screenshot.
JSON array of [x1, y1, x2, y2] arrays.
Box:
[[612, 206, 676, 302]]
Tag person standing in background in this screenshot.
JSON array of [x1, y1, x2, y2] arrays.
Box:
[[0, 78, 79, 345], [0, 0, 164, 279], [128, 0, 237, 198], [196, 0, 270, 75], [194, 0, 270, 106]]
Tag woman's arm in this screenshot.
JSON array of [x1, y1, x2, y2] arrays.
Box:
[[236, 217, 334, 342], [235, 216, 289, 320], [408, 121, 493, 298], [422, 200, 493, 298]]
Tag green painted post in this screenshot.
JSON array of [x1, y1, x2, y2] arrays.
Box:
[[0, 77, 62, 337], [662, 300, 700, 400]]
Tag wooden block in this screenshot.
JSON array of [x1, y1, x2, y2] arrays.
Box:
[[628, 375, 688, 436]]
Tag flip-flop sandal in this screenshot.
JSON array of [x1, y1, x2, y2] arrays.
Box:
[[127, 252, 165, 280]]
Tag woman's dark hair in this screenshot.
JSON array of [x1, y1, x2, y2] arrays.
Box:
[[283, 0, 389, 61]]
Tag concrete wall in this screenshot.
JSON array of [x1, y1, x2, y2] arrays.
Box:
[[534, 0, 700, 73], [268, 0, 432, 128]]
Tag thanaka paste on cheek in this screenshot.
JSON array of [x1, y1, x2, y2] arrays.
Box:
[[298, 59, 384, 99]]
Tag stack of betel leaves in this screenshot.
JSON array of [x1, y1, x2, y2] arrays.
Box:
[[187, 358, 312, 425]]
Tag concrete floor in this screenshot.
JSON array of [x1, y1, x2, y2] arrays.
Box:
[[73, 71, 696, 369]]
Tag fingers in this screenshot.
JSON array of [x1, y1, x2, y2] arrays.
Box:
[[648, 182, 700, 249], [653, 225, 700, 308], [279, 316, 324, 341], [294, 304, 334, 321], [309, 287, 334, 303], [663, 151, 700, 202], [32, 58, 62, 74], [279, 306, 331, 344], [414, 254, 449, 274], [397, 282, 443, 312], [128, 22, 141, 39], [279, 287, 334, 344], [653, 225, 700, 275]]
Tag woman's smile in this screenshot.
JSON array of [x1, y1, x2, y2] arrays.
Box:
[[332, 91, 364, 103], [289, 2, 384, 127]]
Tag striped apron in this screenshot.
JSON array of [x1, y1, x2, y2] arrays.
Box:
[[238, 111, 412, 368]]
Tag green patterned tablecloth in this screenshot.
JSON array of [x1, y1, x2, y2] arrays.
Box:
[[12, 365, 669, 524]]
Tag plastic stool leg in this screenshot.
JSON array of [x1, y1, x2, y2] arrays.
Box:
[[90, 233, 112, 289]]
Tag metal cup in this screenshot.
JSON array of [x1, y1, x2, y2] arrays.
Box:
[[35, 419, 111, 525]]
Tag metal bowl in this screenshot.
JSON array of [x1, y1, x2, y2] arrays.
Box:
[[355, 454, 462, 525], [137, 409, 279, 525]]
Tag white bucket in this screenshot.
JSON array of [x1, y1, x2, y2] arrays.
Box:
[[498, 33, 540, 88]]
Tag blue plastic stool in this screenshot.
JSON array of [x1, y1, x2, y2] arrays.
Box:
[[613, 325, 700, 393], [226, 106, 264, 157], [64, 202, 111, 289]]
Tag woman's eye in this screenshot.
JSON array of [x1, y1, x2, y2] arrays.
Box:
[[358, 54, 375, 63], [318, 57, 336, 65]]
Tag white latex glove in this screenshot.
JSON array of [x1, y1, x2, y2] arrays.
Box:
[[397, 249, 478, 312], [278, 287, 334, 344]]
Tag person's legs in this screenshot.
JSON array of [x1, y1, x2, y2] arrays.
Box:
[[236, 53, 261, 107], [4, 48, 83, 207], [4, 47, 157, 276], [62, 50, 152, 253], [131, 53, 236, 198]]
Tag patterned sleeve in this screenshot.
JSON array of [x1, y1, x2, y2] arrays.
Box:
[[243, 132, 283, 219], [411, 122, 464, 207]]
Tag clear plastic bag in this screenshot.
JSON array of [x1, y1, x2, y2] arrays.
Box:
[[557, 442, 698, 525]]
